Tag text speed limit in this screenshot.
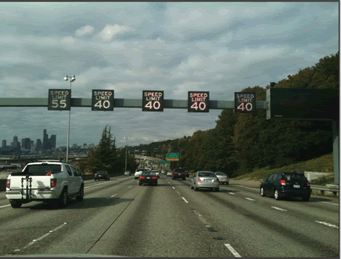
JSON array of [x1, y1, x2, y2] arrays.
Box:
[[234, 92, 257, 113], [92, 90, 114, 111], [142, 90, 164, 112], [188, 91, 209, 112], [48, 89, 71, 111]]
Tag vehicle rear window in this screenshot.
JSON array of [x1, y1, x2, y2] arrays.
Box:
[[174, 169, 185, 173], [141, 172, 156, 176], [198, 172, 215, 177], [97, 171, 107, 174], [20, 165, 62, 176], [283, 173, 307, 181]]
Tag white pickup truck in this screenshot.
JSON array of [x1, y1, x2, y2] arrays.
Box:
[[5, 160, 84, 208]]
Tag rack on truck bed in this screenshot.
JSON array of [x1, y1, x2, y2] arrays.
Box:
[[21, 174, 32, 201]]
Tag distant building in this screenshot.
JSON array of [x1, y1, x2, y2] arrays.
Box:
[[2, 140, 6, 148], [42, 129, 57, 150], [36, 139, 42, 150]]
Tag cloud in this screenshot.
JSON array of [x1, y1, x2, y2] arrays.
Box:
[[75, 25, 95, 37], [97, 24, 135, 41], [60, 36, 76, 45]]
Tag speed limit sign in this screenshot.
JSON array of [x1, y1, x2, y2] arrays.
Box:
[[188, 91, 209, 112], [234, 92, 257, 113], [142, 90, 164, 112], [48, 89, 71, 111], [92, 90, 114, 111]]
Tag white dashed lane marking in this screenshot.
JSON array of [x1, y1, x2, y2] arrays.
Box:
[[111, 194, 117, 198], [315, 221, 339, 229], [271, 206, 287, 212], [182, 197, 189, 203], [245, 197, 255, 201], [224, 244, 241, 257], [0, 204, 10, 209], [228, 192, 235, 195], [322, 201, 339, 206], [172, 187, 175, 189]]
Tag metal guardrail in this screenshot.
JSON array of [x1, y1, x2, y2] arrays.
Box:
[[310, 185, 339, 196]]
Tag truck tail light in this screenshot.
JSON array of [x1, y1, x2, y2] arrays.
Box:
[[6, 179, 10, 189], [140, 176, 145, 179], [152, 176, 157, 179], [280, 180, 286, 186], [174, 172, 177, 174], [51, 178, 57, 188]]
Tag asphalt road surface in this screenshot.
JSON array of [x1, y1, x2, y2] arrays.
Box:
[[0, 175, 339, 257]]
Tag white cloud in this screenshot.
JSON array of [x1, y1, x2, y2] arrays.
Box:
[[60, 36, 76, 45], [97, 24, 135, 41], [75, 25, 95, 37]]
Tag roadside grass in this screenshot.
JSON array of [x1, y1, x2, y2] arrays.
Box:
[[233, 153, 334, 184]]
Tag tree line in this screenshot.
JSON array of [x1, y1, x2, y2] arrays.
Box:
[[77, 125, 138, 175], [131, 52, 339, 177]]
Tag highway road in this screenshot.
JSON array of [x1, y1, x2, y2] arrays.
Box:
[[0, 175, 339, 257]]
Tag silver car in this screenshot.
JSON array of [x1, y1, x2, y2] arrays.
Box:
[[215, 172, 229, 185], [191, 171, 220, 192]]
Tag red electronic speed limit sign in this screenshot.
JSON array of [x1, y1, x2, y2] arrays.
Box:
[[188, 91, 209, 112], [142, 90, 164, 112], [234, 92, 257, 113]]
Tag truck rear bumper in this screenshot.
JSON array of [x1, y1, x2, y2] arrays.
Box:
[[6, 190, 60, 200]]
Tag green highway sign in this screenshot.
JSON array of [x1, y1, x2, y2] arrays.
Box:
[[166, 153, 179, 161]]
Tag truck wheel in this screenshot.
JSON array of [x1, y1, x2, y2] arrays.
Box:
[[10, 200, 22, 208], [76, 186, 84, 201], [58, 189, 68, 208]]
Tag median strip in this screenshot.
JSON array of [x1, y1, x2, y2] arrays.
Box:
[[224, 244, 241, 257]]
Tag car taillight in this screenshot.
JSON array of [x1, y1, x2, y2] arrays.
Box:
[[280, 180, 286, 186], [174, 172, 177, 174], [307, 181, 310, 186], [51, 178, 57, 188], [216, 178, 219, 182], [182, 172, 185, 174], [46, 172, 52, 176], [152, 176, 157, 179], [197, 177, 201, 182], [140, 176, 145, 179], [6, 179, 10, 189]]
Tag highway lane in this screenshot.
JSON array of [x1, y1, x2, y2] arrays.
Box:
[[171, 178, 339, 257], [0, 175, 339, 257]]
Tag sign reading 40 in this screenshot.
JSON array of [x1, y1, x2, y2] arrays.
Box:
[[234, 92, 257, 113], [92, 90, 114, 111], [142, 91, 164, 112], [188, 91, 209, 112]]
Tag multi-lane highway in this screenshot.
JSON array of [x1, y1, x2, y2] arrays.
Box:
[[0, 175, 339, 257]]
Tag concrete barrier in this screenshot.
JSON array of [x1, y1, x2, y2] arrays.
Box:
[[304, 171, 331, 181]]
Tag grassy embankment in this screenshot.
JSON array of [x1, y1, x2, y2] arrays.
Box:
[[233, 153, 335, 185]]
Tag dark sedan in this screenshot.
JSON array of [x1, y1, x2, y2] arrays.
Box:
[[260, 172, 311, 201], [94, 171, 110, 181], [139, 171, 158, 186]]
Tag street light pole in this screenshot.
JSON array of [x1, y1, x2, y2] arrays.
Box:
[[64, 75, 75, 163], [124, 137, 129, 172]]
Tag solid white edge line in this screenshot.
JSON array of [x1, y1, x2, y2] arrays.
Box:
[[0, 204, 10, 209], [224, 244, 241, 257], [128, 185, 132, 188], [111, 194, 117, 197], [182, 197, 189, 203], [271, 206, 287, 212], [315, 221, 339, 229]]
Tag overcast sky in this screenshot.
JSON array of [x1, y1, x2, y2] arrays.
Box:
[[0, 2, 338, 148]]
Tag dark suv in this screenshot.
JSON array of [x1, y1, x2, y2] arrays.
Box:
[[172, 168, 186, 180], [95, 171, 110, 181], [260, 172, 311, 201]]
